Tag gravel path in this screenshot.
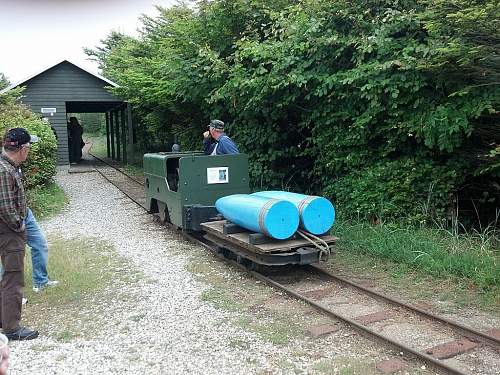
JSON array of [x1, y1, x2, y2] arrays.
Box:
[[10, 171, 286, 374]]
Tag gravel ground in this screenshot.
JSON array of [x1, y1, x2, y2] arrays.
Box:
[[11, 171, 272, 374], [7, 171, 397, 375]]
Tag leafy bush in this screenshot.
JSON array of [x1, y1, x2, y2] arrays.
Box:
[[0, 88, 58, 188], [330, 157, 463, 224]]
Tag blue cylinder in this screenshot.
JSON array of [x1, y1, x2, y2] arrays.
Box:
[[215, 194, 299, 240], [252, 191, 335, 235]]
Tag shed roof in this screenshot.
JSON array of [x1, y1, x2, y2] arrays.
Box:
[[0, 59, 119, 94]]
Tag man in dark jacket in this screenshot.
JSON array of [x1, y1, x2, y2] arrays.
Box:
[[203, 120, 239, 155], [0, 128, 39, 340]]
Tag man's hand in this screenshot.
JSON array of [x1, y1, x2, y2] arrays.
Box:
[[203, 130, 210, 139]]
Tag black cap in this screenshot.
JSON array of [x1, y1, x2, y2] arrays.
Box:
[[209, 119, 225, 131], [3, 128, 39, 148]]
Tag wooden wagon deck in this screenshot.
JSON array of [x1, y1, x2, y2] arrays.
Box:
[[201, 220, 338, 254]]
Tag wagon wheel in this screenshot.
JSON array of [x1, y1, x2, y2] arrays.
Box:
[[157, 202, 170, 223]]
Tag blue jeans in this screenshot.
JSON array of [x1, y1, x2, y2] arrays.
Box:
[[25, 208, 50, 287]]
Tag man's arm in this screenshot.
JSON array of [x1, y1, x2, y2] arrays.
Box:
[[218, 136, 239, 155], [203, 138, 215, 155], [0, 171, 24, 231]]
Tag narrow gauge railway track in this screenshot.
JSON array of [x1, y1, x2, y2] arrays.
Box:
[[90, 155, 499, 375], [257, 266, 499, 375]]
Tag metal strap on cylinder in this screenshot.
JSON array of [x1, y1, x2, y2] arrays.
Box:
[[258, 198, 279, 237], [297, 195, 316, 215]]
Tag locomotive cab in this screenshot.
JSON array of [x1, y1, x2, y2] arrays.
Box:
[[144, 152, 250, 230]]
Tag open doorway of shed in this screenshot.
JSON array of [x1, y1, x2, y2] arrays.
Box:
[[65, 100, 122, 166], [66, 112, 106, 163]]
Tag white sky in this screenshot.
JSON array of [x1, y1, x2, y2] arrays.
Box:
[[0, 0, 176, 84]]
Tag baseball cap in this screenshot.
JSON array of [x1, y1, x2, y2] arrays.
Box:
[[3, 128, 39, 148], [208, 119, 225, 131]]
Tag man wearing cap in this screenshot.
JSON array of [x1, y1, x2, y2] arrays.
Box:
[[0, 128, 39, 340], [203, 120, 239, 155]]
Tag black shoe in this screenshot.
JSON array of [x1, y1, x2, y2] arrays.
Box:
[[4, 327, 39, 341]]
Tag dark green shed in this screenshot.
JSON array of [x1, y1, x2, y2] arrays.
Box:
[[0, 60, 131, 165]]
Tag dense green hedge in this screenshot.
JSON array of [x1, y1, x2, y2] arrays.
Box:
[[86, 0, 499, 224], [0, 88, 58, 189]]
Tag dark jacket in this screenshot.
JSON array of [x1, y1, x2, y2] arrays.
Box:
[[203, 134, 239, 155]]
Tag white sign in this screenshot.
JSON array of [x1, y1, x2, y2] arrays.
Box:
[[207, 167, 229, 184], [41, 107, 57, 116]]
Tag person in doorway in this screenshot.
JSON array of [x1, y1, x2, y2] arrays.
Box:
[[0, 128, 39, 340], [67, 117, 84, 163], [202, 120, 239, 155]]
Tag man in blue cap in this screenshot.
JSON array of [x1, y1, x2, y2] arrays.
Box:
[[202, 120, 239, 155], [0, 128, 39, 340]]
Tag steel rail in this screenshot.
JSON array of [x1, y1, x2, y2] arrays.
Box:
[[91, 158, 478, 375], [311, 265, 500, 350]]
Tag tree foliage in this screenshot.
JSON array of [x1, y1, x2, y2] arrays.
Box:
[[0, 73, 9, 90], [86, 0, 499, 224]]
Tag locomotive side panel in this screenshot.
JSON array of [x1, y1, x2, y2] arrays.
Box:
[[178, 154, 250, 230], [144, 153, 183, 226]]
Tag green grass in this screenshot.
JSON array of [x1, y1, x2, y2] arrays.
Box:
[[28, 182, 68, 220], [331, 220, 499, 308], [84, 132, 107, 159], [23, 235, 134, 340], [201, 287, 246, 311], [24, 235, 117, 303], [235, 316, 296, 345]]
